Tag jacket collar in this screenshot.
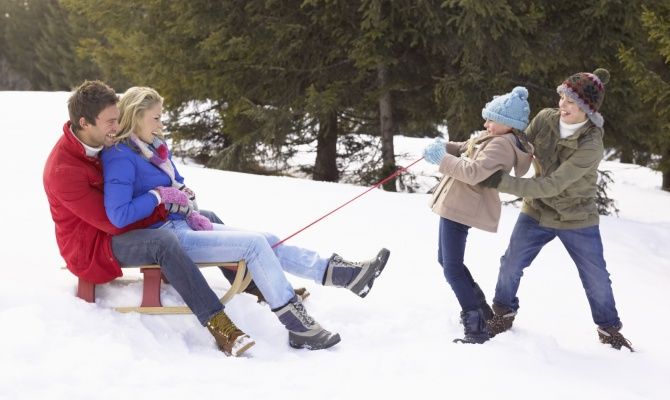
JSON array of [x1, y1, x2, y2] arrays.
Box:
[[548, 109, 595, 150], [62, 121, 97, 160]]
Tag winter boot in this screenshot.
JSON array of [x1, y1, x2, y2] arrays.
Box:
[[453, 309, 490, 344], [206, 311, 256, 357], [473, 283, 494, 321], [323, 248, 390, 298], [597, 323, 634, 352], [486, 304, 517, 337], [273, 295, 341, 350]]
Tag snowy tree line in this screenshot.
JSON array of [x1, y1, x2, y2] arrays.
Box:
[[1, 0, 668, 191]]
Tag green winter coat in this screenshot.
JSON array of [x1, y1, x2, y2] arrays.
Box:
[[497, 108, 603, 229]]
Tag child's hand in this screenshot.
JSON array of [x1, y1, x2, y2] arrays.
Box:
[[423, 139, 447, 165]]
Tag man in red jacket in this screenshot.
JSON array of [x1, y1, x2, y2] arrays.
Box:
[[43, 80, 254, 356]]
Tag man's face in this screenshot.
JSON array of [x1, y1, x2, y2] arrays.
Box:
[[80, 104, 120, 148]]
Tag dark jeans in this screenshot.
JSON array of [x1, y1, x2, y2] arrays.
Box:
[[493, 212, 621, 328], [111, 227, 223, 326], [438, 217, 480, 312]]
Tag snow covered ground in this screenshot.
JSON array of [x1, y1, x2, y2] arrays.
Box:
[[1, 91, 669, 400]]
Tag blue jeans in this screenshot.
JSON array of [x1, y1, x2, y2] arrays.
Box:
[[197, 210, 329, 287], [161, 220, 329, 310], [493, 212, 621, 328], [438, 218, 480, 312], [111, 228, 224, 326]]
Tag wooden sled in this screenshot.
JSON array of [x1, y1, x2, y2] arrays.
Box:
[[75, 261, 252, 314]]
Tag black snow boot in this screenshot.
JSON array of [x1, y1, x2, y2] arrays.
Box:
[[597, 323, 634, 352], [486, 303, 517, 337], [453, 309, 490, 344], [322, 248, 390, 298], [273, 295, 341, 350]]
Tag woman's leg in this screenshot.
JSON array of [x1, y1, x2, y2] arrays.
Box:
[[211, 224, 328, 282], [168, 221, 295, 309]]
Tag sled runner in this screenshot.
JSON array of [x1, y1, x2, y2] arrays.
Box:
[[75, 261, 252, 314]]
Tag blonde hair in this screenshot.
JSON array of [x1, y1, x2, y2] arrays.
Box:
[[116, 86, 164, 142]]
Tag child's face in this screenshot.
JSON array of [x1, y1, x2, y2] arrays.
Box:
[[558, 94, 588, 124], [483, 120, 513, 136]]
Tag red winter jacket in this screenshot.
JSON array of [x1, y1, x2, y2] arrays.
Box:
[[43, 122, 168, 283]]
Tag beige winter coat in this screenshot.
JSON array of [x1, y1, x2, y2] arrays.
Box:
[[430, 131, 534, 232]]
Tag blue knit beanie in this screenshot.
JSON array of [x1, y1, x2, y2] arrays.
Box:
[[481, 86, 530, 131]]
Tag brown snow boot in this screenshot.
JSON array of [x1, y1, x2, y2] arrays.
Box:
[[206, 311, 255, 356], [597, 323, 634, 352], [486, 304, 517, 337]]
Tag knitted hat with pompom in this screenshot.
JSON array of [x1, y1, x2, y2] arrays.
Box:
[[481, 86, 530, 131], [556, 68, 610, 127]]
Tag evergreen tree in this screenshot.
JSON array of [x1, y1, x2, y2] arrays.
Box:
[[619, 5, 670, 191]]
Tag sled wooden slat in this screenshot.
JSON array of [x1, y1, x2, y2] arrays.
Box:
[[75, 261, 252, 314]]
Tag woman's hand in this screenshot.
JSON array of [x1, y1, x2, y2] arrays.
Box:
[[186, 211, 213, 231], [155, 186, 189, 205]]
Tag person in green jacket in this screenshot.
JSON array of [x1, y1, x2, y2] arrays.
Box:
[[481, 68, 633, 351]]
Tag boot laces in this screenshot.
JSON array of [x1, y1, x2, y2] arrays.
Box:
[[332, 254, 364, 269], [208, 313, 243, 339], [292, 301, 316, 327], [598, 327, 634, 351], [486, 313, 514, 336]]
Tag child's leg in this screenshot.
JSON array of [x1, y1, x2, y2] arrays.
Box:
[[438, 218, 479, 312]]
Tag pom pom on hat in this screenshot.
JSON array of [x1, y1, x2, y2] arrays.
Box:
[[481, 86, 531, 131], [593, 68, 610, 85]]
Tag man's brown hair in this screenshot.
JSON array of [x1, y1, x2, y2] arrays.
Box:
[[68, 80, 118, 133]]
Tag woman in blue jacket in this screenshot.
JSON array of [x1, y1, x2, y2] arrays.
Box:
[[102, 87, 390, 353]]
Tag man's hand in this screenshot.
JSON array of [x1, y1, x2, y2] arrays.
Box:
[[479, 170, 503, 188]]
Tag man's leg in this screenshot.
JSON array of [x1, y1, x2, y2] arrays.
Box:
[[557, 225, 620, 328], [493, 213, 555, 312], [111, 228, 224, 326], [170, 220, 340, 350]]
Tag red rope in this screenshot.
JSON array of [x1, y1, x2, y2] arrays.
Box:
[[272, 157, 425, 248]]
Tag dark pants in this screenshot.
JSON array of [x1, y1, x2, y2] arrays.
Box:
[[493, 212, 621, 328], [111, 227, 223, 326], [438, 217, 480, 312]]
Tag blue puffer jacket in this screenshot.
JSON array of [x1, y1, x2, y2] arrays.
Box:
[[101, 142, 186, 228]]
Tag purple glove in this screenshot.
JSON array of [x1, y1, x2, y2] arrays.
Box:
[[156, 186, 189, 206], [187, 211, 213, 231]]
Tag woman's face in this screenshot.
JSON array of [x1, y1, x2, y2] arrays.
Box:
[[558, 93, 588, 124], [136, 102, 163, 143], [483, 119, 512, 135]]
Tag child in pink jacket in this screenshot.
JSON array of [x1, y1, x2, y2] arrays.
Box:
[[423, 86, 534, 343]]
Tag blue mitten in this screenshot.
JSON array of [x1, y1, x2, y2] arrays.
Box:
[[423, 140, 447, 165]]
